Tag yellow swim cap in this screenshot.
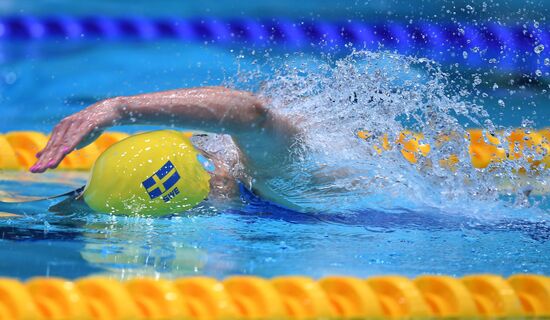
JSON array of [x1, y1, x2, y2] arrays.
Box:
[[83, 130, 212, 216]]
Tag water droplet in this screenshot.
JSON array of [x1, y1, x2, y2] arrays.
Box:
[[462, 51, 468, 59], [534, 44, 544, 54], [473, 76, 482, 86], [535, 69, 542, 77], [492, 83, 499, 90], [544, 58, 550, 66], [498, 99, 505, 107]]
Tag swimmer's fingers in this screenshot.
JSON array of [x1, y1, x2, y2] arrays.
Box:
[[31, 119, 74, 172], [32, 117, 84, 172], [50, 121, 84, 168], [46, 118, 94, 168], [35, 118, 70, 159]]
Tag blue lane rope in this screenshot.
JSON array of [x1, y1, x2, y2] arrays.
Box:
[[0, 16, 548, 73]]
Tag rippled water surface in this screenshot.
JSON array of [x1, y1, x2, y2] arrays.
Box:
[[1, 171, 549, 279]]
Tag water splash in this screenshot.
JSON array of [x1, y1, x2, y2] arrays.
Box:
[[245, 51, 548, 216]]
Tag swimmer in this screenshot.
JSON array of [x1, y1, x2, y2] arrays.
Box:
[[31, 87, 302, 212]]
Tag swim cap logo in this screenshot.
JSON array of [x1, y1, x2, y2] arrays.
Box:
[[141, 160, 181, 203]]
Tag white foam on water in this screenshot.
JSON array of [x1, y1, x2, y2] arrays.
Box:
[[235, 51, 548, 219]]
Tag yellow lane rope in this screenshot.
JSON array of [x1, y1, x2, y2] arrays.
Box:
[[0, 129, 548, 171], [0, 274, 548, 319]]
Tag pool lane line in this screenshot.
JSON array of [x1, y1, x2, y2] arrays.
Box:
[[2, 129, 549, 171], [0, 16, 548, 74], [0, 274, 548, 318]]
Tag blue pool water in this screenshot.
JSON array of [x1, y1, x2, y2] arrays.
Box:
[[0, 169, 549, 280], [0, 2, 549, 279]]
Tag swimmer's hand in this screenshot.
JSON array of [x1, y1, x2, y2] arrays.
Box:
[[31, 99, 122, 173]]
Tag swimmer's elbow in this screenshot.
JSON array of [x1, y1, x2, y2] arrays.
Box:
[[248, 96, 270, 129], [226, 92, 270, 133]]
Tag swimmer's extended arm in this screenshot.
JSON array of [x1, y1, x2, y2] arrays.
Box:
[[31, 87, 296, 173]]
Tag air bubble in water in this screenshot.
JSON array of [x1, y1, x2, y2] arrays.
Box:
[[473, 76, 482, 86], [544, 58, 550, 66], [534, 44, 544, 54], [498, 99, 505, 107], [535, 69, 542, 77]]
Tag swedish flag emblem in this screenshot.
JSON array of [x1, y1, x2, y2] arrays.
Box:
[[142, 160, 181, 200]]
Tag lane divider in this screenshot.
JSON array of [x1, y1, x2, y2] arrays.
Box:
[[0, 131, 129, 171], [0, 16, 548, 74], [2, 129, 548, 171], [0, 274, 548, 319], [360, 128, 550, 170]]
